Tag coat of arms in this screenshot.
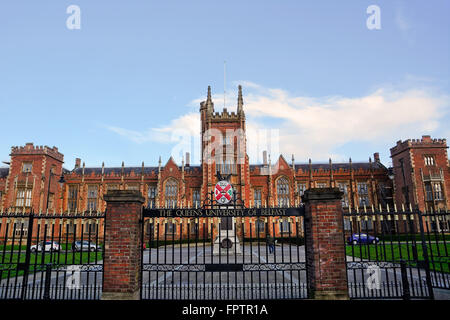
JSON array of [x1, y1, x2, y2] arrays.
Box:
[[214, 180, 233, 204]]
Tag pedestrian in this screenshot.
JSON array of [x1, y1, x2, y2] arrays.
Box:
[[266, 230, 275, 253]]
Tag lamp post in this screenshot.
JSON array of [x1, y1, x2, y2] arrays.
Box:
[[45, 169, 66, 212], [58, 173, 66, 212]]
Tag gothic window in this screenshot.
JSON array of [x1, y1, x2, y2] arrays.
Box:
[[424, 156, 435, 166], [192, 189, 201, 208], [434, 183, 443, 200], [297, 183, 307, 196], [164, 179, 178, 208], [67, 221, 75, 234], [190, 218, 199, 234], [343, 218, 351, 231], [338, 182, 349, 207], [277, 177, 290, 207], [15, 188, 32, 207], [68, 185, 78, 212], [256, 219, 265, 233], [14, 221, 28, 237], [87, 185, 98, 211], [84, 221, 98, 234], [253, 189, 262, 208], [280, 219, 290, 233], [223, 133, 231, 145], [357, 182, 370, 207], [22, 162, 32, 173], [425, 184, 433, 201], [361, 219, 374, 231], [165, 221, 176, 234], [147, 185, 157, 208]]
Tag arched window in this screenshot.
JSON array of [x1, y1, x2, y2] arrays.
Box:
[[277, 177, 290, 207], [164, 179, 178, 208], [190, 218, 199, 235], [256, 218, 265, 233]]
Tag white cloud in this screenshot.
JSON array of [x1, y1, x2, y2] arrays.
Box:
[[106, 82, 449, 163], [106, 112, 200, 144], [242, 85, 448, 161]]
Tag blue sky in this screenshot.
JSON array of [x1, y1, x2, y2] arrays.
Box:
[[1, 0, 449, 169]]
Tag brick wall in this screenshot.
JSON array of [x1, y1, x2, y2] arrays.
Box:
[[102, 190, 144, 300], [303, 188, 349, 300]]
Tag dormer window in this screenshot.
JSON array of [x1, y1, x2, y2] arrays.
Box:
[[22, 162, 32, 173], [424, 156, 435, 166]]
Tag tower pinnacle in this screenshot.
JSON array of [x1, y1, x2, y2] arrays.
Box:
[[206, 85, 214, 113], [237, 85, 244, 114]]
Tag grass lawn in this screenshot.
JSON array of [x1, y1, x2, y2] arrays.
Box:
[[0, 251, 103, 279], [346, 243, 449, 273], [378, 234, 450, 242], [0, 243, 101, 251]]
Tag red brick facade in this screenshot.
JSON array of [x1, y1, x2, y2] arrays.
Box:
[[1, 86, 448, 240], [390, 135, 450, 212]]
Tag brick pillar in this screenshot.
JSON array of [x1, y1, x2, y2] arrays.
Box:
[[303, 188, 349, 300], [102, 190, 144, 300]]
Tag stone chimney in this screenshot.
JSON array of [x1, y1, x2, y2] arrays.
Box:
[[75, 158, 81, 169], [263, 151, 268, 166], [373, 152, 380, 163], [185, 152, 190, 167]]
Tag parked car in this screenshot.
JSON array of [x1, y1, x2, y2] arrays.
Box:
[[30, 241, 60, 253], [72, 240, 101, 252], [347, 233, 379, 245]]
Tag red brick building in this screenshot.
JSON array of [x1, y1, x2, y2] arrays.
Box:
[[390, 135, 450, 212], [0, 86, 448, 239]]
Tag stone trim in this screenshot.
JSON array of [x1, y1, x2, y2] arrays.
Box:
[[103, 190, 145, 203], [302, 187, 343, 202]]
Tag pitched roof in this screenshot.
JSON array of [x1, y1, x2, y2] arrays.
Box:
[[70, 165, 202, 176], [72, 167, 158, 175], [250, 161, 387, 172]]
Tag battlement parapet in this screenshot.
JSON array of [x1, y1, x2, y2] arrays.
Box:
[[10, 143, 64, 162], [391, 136, 448, 155]]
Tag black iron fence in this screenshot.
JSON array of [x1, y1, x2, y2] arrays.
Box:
[[0, 210, 105, 300], [1, 205, 447, 300], [344, 206, 449, 300], [141, 206, 307, 300]]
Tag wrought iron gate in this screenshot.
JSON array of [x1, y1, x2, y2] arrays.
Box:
[[140, 192, 307, 300], [344, 207, 449, 300], [0, 210, 104, 300]]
